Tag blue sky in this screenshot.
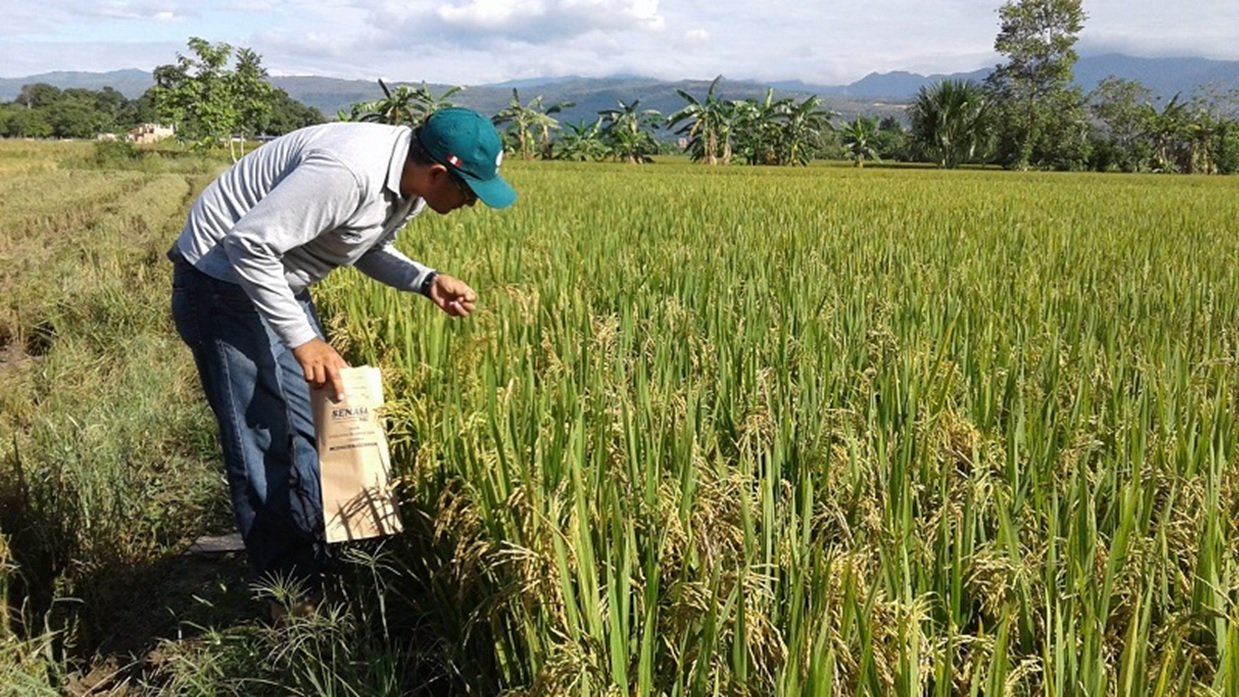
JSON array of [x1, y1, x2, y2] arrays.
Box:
[[3, 1, 1237, 84]]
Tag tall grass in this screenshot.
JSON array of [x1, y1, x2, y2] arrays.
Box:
[[0, 141, 228, 688], [315, 161, 1239, 695]]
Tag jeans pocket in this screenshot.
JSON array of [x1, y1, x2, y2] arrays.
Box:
[[212, 284, 259, 315], [171, 287, 200, 346], [171, 258, 196, 292]]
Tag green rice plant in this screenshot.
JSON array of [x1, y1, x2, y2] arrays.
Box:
[[317, 161, 1239, 695], [3, 141, 1238, 695]]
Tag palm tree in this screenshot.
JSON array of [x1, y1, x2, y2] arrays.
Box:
[[667, 75, 729, 164], [599, 99, 663, 164], [909, 79, 990, 168], [838, 116, 881, 167]]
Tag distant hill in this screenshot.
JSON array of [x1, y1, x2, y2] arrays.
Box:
[[3, 54, 1235, 122], [0, 69, 153, 100], [1071, 54, 1239, 99], [831, 54, 1239, 100]]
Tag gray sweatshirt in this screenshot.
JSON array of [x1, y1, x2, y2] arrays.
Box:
[[173, 122, 435, 348]]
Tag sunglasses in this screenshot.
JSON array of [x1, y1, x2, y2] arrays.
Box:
[[447, 169, 477, 204]]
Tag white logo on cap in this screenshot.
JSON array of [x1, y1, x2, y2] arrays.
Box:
[[495, 151, 503, 169]]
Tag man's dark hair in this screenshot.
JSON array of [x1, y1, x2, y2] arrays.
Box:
[[407, 127, 437, 165]]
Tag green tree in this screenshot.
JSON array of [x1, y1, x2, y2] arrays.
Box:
[[875, 116, 911, 161], [335, 103, 370, 122], [727, 90, 832, 166], [259, 88, 325, 135], [4, 105, 53, 138], [153, 37, 276, 160], [910, 79, 991, 168], [230, 47, 275, 156], [1086, 77, 1155, 172], [492, 89, 538, 159], [3, 84, 137, 138], [838, 116, 881, 167], [90, 87, 128, 133], [414, 83, 466, 115], [47, 89, 103, 139], [122, 88, 159, 127], [358, 87, 404, 123], [154, 38, 236, 149], [1139, 95, 1235, 175], [985, 0, 1089, 169], [16, 83, 62, 110], [1215, 119, 1239, 174]]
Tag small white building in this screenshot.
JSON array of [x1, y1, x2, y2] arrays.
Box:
[[127, 123, 174, 144]]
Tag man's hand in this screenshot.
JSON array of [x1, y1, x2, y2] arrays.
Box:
[[428, 274, 477, 317], [292, 337, 350, 400]]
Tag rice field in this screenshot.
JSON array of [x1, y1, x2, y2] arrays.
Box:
[[2, 141, 1238, 695], [316, 161, 1239, 695]]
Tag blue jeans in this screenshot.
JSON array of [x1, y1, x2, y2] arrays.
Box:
[[170, 252, 327, 587]]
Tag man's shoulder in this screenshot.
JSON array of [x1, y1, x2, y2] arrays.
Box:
[[294, 122, 408, 147], [291, 123, 408, 173]]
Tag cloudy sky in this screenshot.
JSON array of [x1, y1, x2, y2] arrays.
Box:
[[3, 1, 1237, 85]]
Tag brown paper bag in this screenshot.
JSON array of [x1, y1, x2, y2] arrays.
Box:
[[310, 366, 403, 543]]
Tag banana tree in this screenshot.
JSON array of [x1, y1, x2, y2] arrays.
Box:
[[732, 89, 791, 165], [534, 99, 574, 159], [359, 79, 464, 126], [493, 89, 572, 160], [667, 75, 730, 165], [599, 99, 663, 164], [361, 79, 421, 125], [556, 117, 609, 161], [780, 95, 835, 165], [839, 115, 881, 167]]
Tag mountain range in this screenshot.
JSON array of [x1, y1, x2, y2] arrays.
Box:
[[3, 54, 1235, 126]]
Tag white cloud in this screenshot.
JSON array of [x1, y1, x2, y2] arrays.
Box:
[[367, 0, 664, 48], [80, 1, 198, 21], [435, 0, 663, 34]]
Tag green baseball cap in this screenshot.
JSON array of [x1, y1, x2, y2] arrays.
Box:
[[417, 107, 516, 209]]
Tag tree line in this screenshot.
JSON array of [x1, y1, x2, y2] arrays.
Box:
[[904, 0, 1239, 173], [0, 38, 324, 148]]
